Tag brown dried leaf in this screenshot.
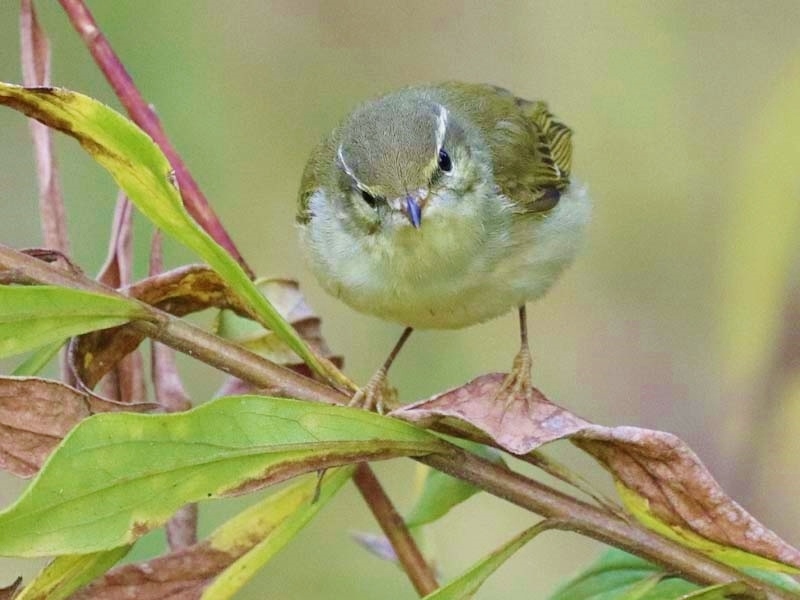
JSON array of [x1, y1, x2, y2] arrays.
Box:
[[69, 543, 232, 600], [71, 271, 341, 404], [70, 265, 251, 390], [392, 373, 800, 571], [20, 0, 69, 255], [0, 377, 90, 477], [97, 193, 135, 289], [95, 194, 146, 404], [392, 373, 588, 454], [70, 470, 350, 599]]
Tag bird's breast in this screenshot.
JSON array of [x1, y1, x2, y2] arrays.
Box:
[[300, 182, 590, 329]]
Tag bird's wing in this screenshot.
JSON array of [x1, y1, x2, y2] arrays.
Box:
[[296, 135, 336, 224], [441, 83, 574, 215]]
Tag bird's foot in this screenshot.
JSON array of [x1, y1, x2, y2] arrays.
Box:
[[349, 368, 398, 414], [493, 346, 538, 409]]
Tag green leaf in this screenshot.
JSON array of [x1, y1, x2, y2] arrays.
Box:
[[406, 439, 504, 528], [0, 286, 146, 358], [0, 395, 445, 557], [615, 574, 665, 599], [15, 547, 130, 600], [423, 521, 553, 599], [548, 550, 698, 600], [549, 549, 800, 600], [201, 467, 353, 599], [12, 340, 64, 376], [0, 83, 345, 388]]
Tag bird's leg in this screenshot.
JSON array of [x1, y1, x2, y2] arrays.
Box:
[[494, 306, 535, 406], [349, 327, 413, 414]]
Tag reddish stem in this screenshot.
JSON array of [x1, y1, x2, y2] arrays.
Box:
[[353, 464, 438, 596], [57, 0, 254, 278]]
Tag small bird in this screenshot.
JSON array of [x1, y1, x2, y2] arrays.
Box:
[[297, 82, 590, 413]]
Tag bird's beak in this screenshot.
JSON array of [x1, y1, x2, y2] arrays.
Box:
[[402, 193, 426, 229]]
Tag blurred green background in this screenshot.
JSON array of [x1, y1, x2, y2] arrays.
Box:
[[1, 1, 799, 598]]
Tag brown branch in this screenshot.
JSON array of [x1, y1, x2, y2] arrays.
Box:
[[1, 244, 796, 600], [353, 464, 438, 596], [57, 0, 253, 278]]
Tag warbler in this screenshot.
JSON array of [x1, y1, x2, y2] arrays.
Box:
[[297, 82, 590, 412]]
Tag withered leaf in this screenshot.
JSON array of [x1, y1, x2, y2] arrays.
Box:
[[70, 469, 351, 599], [392, 373, 800, 571], [0, 376, 90, 477], [96, 193, 146, 405], [0, 375, 154, 478], [69, 544, 232, 600], [70, 265, 252, 390], [96, 193, 135, 290]]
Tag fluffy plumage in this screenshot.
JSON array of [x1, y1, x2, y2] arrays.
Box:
[[297, 82, 590, 330]]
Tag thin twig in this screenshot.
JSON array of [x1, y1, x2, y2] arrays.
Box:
[[57, 0, 253, 278], [353, 464, 438, 596], [20, 0, 72, 383], [20, 0, 69, 255], [1, 245, 797, 600]]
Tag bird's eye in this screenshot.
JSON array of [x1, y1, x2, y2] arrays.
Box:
[[437, 148, 452, 172], [360, 188, 377, 208]]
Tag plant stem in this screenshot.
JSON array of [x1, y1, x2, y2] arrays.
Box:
[[419, 451, 796, 599], [1, 245, 796, 600], [353, 464, 438, 596], [57, 0, 253, 278]]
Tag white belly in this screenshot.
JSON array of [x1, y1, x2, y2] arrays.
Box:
[[301, 182, 590, 330]]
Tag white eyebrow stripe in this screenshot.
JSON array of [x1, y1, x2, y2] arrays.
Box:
[[435, 104, 448, 150], [337, 144, 366, 188]]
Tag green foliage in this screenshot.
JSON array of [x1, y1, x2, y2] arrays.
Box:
[[406, 440, 504, 528], [0, 285, 145, 358], [422, 521, 553, 599], [0, 82, 343, 387], [549, 550, 697, 599], [0, 395, 445, 557], [201, 468, 353, 599], [11, 339, 64, 375], [549, 549, 800, 600]]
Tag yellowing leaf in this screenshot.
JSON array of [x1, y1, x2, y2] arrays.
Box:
[[616, 485, 798, 574], [0, 83, 349, 389], [15, 547, 130, 600], [72, 470, 351, 600], [0, 396, 446, 557], [201, 468, 353, 599]]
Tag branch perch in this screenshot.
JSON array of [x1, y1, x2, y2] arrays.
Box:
[[1, 244, 795, 600]]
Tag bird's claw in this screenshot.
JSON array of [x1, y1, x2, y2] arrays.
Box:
[[348, 368, 398, 414], [494, 346, 536, 408]]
